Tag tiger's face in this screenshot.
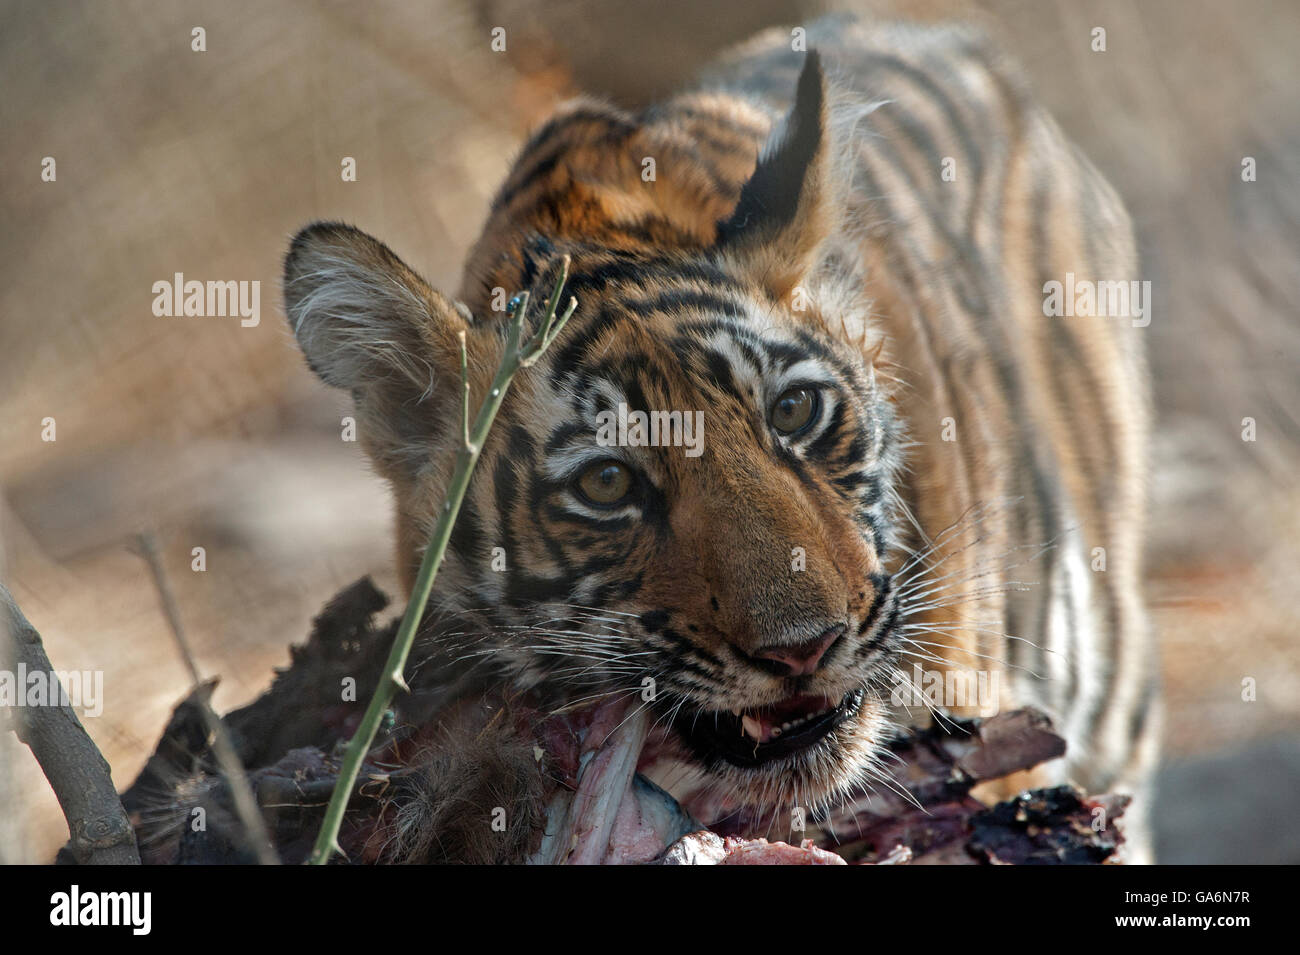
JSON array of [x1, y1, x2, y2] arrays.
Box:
[[284, 55, 906, 816], [481, 250, 903, 813]]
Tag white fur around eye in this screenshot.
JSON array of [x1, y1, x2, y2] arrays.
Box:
[[764, 356, 840, 444]]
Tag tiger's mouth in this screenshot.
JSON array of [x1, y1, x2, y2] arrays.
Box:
[[671, 689, 866, 768]]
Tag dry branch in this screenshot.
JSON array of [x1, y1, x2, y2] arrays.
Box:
[[134, 532, 279, 865], [1, 583, 140, 865]]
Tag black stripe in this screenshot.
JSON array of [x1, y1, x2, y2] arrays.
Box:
[[493, 108, 636, 212], [1127, 671, 1158, 749], [551, 301, 631, 381], [602, 214, 704, 248], [544, 421, 587, 455], [702, 348, 745, 404], [542, 503, 634, 533], [762, 339, 811, 370], [654, 103, 769, 140], [622, 289, 745, 320], [805, 400, 847, 459], [448, 498, 485, 567], [519, 234, 556, 289], [861, 52, 984, 217], [659, 627, 724, 671]]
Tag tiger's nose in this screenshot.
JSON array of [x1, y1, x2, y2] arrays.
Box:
[[753, 625, 845, 677]]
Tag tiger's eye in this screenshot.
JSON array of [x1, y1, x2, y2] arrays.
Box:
[[577, 461, 633, 506], [771, 387, 818, 435]]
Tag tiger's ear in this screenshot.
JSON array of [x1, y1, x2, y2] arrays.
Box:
[[283, 221, 474, 395], [714, 51, 830, 301]]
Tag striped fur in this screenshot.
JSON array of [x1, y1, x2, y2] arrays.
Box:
[[284, 15, 1158, 861]]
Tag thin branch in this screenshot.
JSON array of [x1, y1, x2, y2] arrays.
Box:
[[1, 583, 140, 864], [309, 256, 578, 864], [458, 328, 471, 451], [135, 532, 279, 865]]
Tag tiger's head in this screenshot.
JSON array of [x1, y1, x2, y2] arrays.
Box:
[[283, 54, 906, 818]]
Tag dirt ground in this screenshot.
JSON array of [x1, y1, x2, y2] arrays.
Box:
[[2, 0, 1298, 863]]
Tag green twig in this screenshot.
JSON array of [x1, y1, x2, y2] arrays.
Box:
[[308, 256, 577, 865]]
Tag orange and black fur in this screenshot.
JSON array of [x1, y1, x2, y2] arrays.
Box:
[[284, 15, 1159, 862]]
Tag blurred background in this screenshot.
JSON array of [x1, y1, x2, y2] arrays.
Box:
[[2, 0, 1297, 863]]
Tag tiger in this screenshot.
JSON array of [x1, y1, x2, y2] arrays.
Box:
[[283, 14, 1159, 863]]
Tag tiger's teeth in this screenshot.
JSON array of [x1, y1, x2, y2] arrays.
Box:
[[741, 715, 763, 740]]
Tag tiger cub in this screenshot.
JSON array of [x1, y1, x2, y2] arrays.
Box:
[[284, 15, 1159, 862]]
